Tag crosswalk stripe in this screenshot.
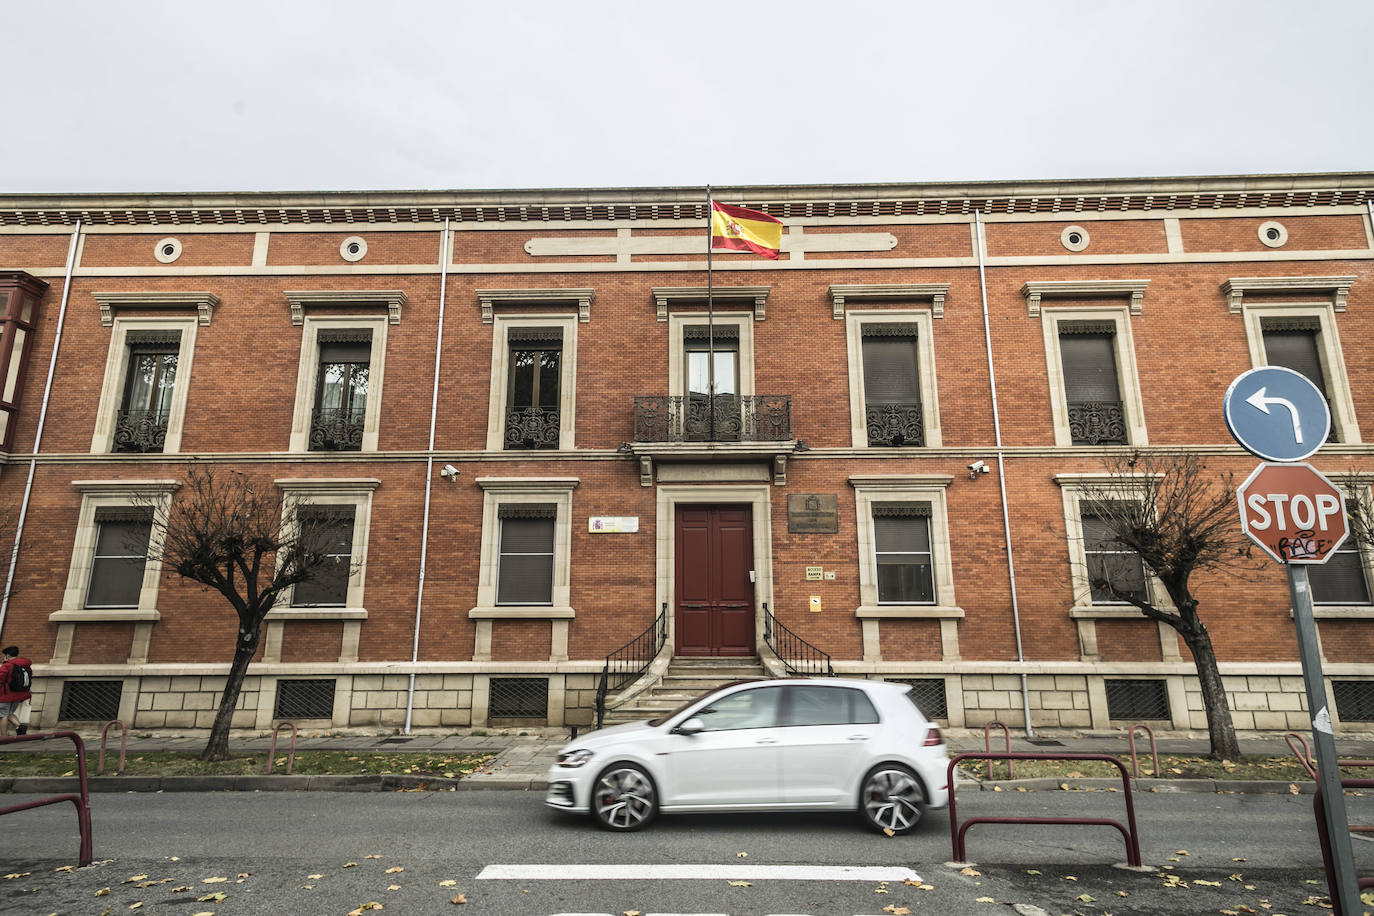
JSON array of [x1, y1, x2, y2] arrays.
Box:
[[476, 864, 920, 882]]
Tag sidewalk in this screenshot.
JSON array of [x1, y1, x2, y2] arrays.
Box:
[[6, 724, 1373, 794]]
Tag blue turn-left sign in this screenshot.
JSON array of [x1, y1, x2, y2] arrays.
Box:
[[1224, 366, 1331, 462]]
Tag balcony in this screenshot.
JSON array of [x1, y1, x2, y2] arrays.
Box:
[[113, 408, 169, 453], [633, 395, 791, 444], [1068, 399, 1126, 445], [504, 406, 561, 450], [310, 406, 366, 451], [866, 402, 924, 447]]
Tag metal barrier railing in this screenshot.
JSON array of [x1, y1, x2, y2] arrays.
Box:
[[1312, 776, 1374, 916], [948, 752, 1142, 867], [1127, 723, 1159, 779], [0, 731, 93, 865], [595, 603, 668, 729], [98, 720, 127, 776], [983, 721, 1013, 780], [266, 721, 297, 775], [762, 603, 835, 677]]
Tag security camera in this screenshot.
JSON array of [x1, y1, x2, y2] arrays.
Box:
[[968, 460, 989, 479], [440, 464, 459, 480]]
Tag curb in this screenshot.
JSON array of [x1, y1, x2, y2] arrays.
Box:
[[3, 774, 549, 794]]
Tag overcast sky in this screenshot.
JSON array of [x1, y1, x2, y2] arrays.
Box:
[[4, 1, 1370, 194]]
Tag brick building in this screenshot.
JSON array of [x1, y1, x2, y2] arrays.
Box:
[[0, 172, 1371, 735]]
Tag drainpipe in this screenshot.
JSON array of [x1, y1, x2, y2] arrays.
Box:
[[404, 218, 451, 734], [973, 210, 1034, 739], [0, 221, 81, 642]]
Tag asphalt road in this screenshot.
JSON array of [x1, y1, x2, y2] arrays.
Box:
[[3, 788, 1371, 915]]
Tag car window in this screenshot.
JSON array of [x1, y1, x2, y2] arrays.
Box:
[[695, 686, 783, 731], [785, 685, 880, 726]]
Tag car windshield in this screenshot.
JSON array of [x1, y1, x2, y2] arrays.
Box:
[[646, 679, 758, 727]]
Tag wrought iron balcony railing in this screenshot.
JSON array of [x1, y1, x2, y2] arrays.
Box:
[[633, 395, 791, 443], [866, 402, 924, 446], [310, 406, 366, 451], [113, 409, 170, 453], [504, 406, 561, 449], [1068, 399, 1127, 445]]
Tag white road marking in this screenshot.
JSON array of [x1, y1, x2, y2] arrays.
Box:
[[477, 864, 920, 882]]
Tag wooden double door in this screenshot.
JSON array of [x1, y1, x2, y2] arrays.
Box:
[[674, 505, 755, 656]]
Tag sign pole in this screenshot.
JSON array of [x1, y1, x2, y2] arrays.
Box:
[[1287, 563, 1360, 915]]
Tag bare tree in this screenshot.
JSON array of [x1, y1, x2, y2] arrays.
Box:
[[1075, 451, 1256, 760], [139, 467, 344, 761]]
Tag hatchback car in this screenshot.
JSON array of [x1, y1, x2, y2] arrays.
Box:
[[545, 678, 948, 833]]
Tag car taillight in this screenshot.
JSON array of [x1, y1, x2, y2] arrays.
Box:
[[923, 726, 943, 747]]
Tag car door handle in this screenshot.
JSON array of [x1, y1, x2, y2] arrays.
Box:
[[847, 735, 870, 742], [756, 738, 779, 745]]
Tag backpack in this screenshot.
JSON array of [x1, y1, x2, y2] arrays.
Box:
[[8, 663, 29, 692]]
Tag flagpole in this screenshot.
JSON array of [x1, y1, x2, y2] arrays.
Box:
[[706, 184, 715, 437]]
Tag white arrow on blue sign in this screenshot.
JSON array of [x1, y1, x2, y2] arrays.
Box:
[[1224, 366, 1331, 462]]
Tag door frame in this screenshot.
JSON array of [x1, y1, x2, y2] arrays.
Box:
[[656, 484, 774, 657]]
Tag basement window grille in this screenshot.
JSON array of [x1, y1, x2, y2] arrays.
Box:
[[273, 679, 336, 720], [58, 680, 123, 721], [488, 677, 549, 721], [1333, 681, 1374, 723], [1105, 679, 1170, 721], [889, 678, 948, 720]]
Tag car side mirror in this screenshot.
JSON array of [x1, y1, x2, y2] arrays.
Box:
[[672, 717, 706, 736]]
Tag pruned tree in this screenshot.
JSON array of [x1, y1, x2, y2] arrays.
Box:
[[1074, 451, 1256, 760], [139, 466, 346, 761]]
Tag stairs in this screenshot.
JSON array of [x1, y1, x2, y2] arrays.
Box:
[[600, 656, 767, 727]]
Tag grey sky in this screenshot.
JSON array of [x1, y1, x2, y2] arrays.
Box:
[[4, 1, 1370, 194]]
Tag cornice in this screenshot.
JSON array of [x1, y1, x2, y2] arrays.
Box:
[[1021, 279, 1150, 317], [651, 285, 770, 321], [91, 290, 219, 327], [476, 288, 593, 323], [829, 283, 950, 320], [283, 289, 405, 325], [1221, 275, 1355, 313]]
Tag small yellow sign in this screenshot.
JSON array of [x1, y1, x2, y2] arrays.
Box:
[[809, 595, 822, 613], [805, 566, 823, 580]]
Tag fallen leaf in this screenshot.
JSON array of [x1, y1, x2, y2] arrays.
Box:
[[1026, 869, 1042, 875], [874, 886, 889, 894], [95, 888, 111, 897], [918, 884, 934, 890], [992, 785, 1003, 792], [365, 854, 383, 860], [961, 867, 982, 877], [1195, 879, 1221, 886], [727, 880, 752, 887], [123, 874, 148, 883], [301, 884, 315, 890], [1290, 784, 1301, 795], [170, 857, 180, 862], [1117, 889, 1128, 897], [1059, 782, 1070, 790], [343, 863, 359, 869], [1016, 786, 1027, 792], [438, 880, 457, 887], [171, 886, 191, 893], [1176, 849, 1190, 856], [1229, 873, 1244, 881], [385, 867, 404, 874], [623, 911, 640, 916], [1065, 875, 1078, 881], [1076, 894, 1096, 903], [237, 873, 251, 878], [882, 907, 912, 915], [129, 905, 144, 910], [1233, 857, 1247, 862], [883, 827, 895, 836], [976, 897, 996, 903], [202, 877, 229, 884], [54, 866, 74, 873], [387, 884, 401, 891], [347, 904, 384, 916], [307, 873, 324, 879], [736, 852, 748, 858], [197, 893, 227, 902], [451, 895, 467, 904], [191, 913, 216, 916]]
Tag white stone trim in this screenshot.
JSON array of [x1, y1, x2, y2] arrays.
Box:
[[153, 237, 182, 264], [1039, 303, 1149, 447], [843, 308, 942, 448], [1021, 279, 1149, 317], [652, 286, 770, 322], [340, 236, 368, 262], [828, 283, 949, 320], [477, 288, 593, 324], [1222, 275, 1354, 313], [1060, 225, 1090, 252], [92, 290, 218, 327], [1240, 300, 1360, 444], [1258, 221, 1288, 248], [288, 314, 389, 452], [849, 475, 960, 663], [667, 311, 754, 398], [283, 289, 405, 325], [90, 315, 200, 455], [484, 313, 578, 451]]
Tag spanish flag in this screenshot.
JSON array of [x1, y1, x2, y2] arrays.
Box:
[[711, 200, 783, 260]]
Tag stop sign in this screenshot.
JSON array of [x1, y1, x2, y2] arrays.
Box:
[[1237, 462, 1348, 564]]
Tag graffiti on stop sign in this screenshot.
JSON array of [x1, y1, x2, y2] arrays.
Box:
[[1236, 462, 1349, 565]]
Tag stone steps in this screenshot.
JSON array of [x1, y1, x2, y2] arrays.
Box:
[[601, 657, 767, 727]]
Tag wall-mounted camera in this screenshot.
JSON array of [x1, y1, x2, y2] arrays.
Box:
[[968, 460, 989, 479], [439, 464, 460, 481]]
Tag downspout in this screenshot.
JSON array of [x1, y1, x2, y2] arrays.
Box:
[[404, 218, 451, 734], [0, 220, 81, 642], [974, 210, 1035, 739]]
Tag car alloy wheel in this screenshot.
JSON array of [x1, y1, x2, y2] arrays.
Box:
[[860, 765, 925, 834], [592, 763, 658, 832]]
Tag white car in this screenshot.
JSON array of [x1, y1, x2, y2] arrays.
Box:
[[545, 678, 949, 833]]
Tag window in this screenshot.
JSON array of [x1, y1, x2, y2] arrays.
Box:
[[0, 271, 45, 450], [1310, 501, 1371, 605], [1104, 679, 1170, 721], [85, 509, 152, 608], [488, 677, 550, 719], [486, 315, 578, 451], [289, 315, 389, 453], [58, 680, 124, 721], [496, 505, 556, 605], [695, 686, 783, 731], [1037, 302, 1147, 448], [785, 685, 879, 726], [873, 504, 935, 604], [844, 309, 941, 448], [504, 328, 562, 449], [92, 317, 200, 454], [1240, 301, 1359, 445], [1081, 507, 1148, 604], [311, 332, 370, 451], [684, 326, 740, 441], [274, 679, 337, 719], [291, 507, 356, 607]]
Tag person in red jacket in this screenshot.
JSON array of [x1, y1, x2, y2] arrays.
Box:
[[0, 646, 32, 737]]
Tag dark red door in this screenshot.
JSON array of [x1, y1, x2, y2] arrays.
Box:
[[675, 505, 755, 656]]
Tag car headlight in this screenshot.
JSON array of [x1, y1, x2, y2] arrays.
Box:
[[556, 748, 594, 768]]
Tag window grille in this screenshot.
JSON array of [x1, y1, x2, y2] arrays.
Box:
[[1333, 681, 1374, 722], [1105, 679, 1170, 721], [488, 677, 549, 720], [862, 325, 922, 446], [1059, 323, 1125, 445], [889, 678, 948, 720], [274, 678, 336, 720], [58, 680, 123, 721]]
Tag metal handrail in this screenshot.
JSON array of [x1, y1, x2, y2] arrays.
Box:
[[948, 751, 1142, 867], [762, 603, 835, 677], [1312, 776, 1374, 915], [0, 731, 94, 865], [595, 603, 668, 729]]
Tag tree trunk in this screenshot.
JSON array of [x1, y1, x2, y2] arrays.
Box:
[[201, 634, 257, 761], [1181, 627, 1242, 760]]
